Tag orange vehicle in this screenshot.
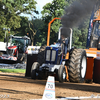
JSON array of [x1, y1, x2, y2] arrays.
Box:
[[85, 8, 100, 83]]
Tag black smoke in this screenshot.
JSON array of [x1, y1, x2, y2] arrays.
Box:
[[61, 0, 99, 28], [61, 27, 71, 38]]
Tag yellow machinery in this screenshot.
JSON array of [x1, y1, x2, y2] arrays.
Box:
[[85, 9, 100, 83]]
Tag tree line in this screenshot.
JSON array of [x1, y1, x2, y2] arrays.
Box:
[[0, 0, 91, 48]]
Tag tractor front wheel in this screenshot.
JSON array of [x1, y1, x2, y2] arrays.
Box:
[[58, 65, 66, 83], [31, 62, 39, 79]]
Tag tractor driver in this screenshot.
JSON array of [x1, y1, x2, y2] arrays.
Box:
[[58, 27, 70, 58], [61, 34, 69, 56]]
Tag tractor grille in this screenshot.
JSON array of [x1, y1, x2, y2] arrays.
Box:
[[51, 50, 56, 61], [46, 50, 51, 61], [7, 49, 14, 55], [46, 50, 56, 62]]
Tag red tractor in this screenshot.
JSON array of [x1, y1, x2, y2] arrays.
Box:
[[0, 35, 31, 64]]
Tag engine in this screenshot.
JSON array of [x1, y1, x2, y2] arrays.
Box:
[[45, 43, 62, 65]]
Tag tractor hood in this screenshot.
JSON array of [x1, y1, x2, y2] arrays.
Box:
[[7, 46, 17, 49]]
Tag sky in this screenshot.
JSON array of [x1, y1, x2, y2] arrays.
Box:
[[34, 0, 53, 18], [36, 0, 53, 13], [20, 0, 53, 20]]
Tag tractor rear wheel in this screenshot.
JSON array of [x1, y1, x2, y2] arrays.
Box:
[[37, 46, 46, 65], [68, 49, 87, 83], [31, 62, 39, 79], [58, 65, 66, 83]]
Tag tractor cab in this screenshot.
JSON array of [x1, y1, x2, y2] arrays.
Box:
[[58, 27, 73, 51], [8, 35, 31, 54], [90, 21, 100, 49]]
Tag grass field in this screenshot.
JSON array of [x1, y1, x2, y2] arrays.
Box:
[[0, 68, 25, 73]]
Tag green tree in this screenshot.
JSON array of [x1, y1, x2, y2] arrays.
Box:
[[72, 18, 90, 48], [78, 18, 90, 48], [12, 16, 29, 36], [32, 18, 45, 46], [72, 28, 82, 48], [0, 0, 37, 41], [28, 19, 37, 46]]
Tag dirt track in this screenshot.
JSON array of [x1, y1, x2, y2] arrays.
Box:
[[0, 72, 100, 100]]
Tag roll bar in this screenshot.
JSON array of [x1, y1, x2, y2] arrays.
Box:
[[47, 18, 61, 46]]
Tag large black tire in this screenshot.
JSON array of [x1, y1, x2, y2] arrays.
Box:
[[37, 46, 46, 65], [31, 62, 39, 79], [58, 65, 66, 83], [68, 49, 87, 83]]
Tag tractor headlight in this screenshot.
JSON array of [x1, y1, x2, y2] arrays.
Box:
[[51, 50, 56, 61], [46, 50, 51, 61]]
